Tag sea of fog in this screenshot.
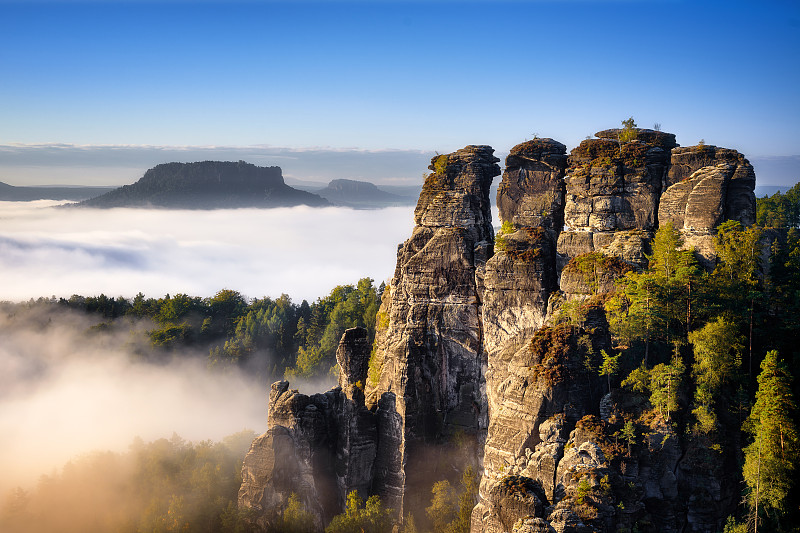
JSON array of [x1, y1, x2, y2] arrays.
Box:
[[0, 201, 422, 495], [0, 201, 417, 302]]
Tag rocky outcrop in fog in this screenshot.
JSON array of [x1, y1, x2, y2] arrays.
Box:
[[238, 128, 757, 532]]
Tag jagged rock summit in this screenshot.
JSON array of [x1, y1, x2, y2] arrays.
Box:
[[238, 128, 757, 533], [78, 160, 329, 208]]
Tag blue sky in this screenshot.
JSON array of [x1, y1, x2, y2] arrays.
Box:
[[1, 0, 799, 183]]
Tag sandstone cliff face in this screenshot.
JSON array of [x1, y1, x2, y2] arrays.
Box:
[[497, 139, 567, 233], [659, 145, 757, 266], [365, 145, 501, 513], [471, 131, 755, 533], [238, 131, 757, 533], [239, 145, 501, 526], [557, 129, 677, 270]]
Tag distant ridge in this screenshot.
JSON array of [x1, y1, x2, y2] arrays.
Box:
[[314, 178, 414, 208], [78, 161, 329, 209], [0, 182, 115, 201]]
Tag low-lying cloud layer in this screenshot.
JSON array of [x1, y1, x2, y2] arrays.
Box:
[[0, 201, 414, 303], [0, 202, 415, 494], [0, 303, 269, 497]]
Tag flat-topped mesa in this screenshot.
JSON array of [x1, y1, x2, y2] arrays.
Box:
[[366, 145, 500, 514], [557, 128, 679, 270]]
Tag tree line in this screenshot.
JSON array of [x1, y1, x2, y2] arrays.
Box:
[[53, 277, 382, 383]]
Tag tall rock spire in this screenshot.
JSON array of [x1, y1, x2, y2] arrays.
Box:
[[366, 145, 500, 514]]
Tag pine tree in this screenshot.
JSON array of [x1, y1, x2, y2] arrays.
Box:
[[650, 357, 685, 421], [742, 350, 798, 531], [690, 316, 744, 433], [599, 349, 621, 393]]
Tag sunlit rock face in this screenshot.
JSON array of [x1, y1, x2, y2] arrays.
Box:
[[557, 129, 678, 270], [365, 145, 501, 514], [239, 131, 757, 533], [660, 145, 757, 267], [497, 138, 567, 233], [472, 130, 755, 533]]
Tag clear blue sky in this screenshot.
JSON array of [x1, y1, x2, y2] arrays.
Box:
[[1, 0, 799, 158]]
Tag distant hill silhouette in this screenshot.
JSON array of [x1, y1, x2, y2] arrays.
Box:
[[78, 161, 328, 208], [314, 179, 415, 208], [0, 182, 115, 201]]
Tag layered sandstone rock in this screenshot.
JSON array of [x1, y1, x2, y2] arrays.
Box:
[[365, 145, 501, 513], [497, 139, 567, 232], [239, 129, 758, 533], [472, 312, 610, 533], [557, 129, 677, 269], [659, 145, 757, 266]]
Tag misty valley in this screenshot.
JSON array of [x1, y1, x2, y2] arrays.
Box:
[[0, 280, 382, 533], [3, 133, 800, 533]]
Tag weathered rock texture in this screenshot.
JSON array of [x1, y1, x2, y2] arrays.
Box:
[[497, 139, 567, 232], [239, 130, 757, 533], [659, 145, 757, 266], [365, 145, 501, 513], [557, 129, 677, 270], [238, 328, 377, 531]]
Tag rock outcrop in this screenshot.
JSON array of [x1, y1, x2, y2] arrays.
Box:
[[557, 129, 677, 269], [365, 145, 501, 513], [238, 328, 377, 531], [659, 145, 757, 266], [238, 129, 757, 533], [497, 139, 567, 233]]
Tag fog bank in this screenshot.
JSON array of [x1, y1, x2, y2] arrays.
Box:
[[0, 202, 414, 302], [0, 304, 270, 497]]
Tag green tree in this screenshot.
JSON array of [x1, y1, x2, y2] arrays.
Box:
[[649, 357, 685, 421], [287, 278, 379, 379], [690, 317, 743, 408], [426, 480, 457, 533], [269, 493, 316, 533], [713, 220, 764, 375], [424, 466, 478, 533], [599, 349, 621, 393], [649, 222, 683, 279], [743, 350, 799, 531], [756, 182, 800, 229], [621, 365, 650, 395], [325, 491, 394, 533], [205, 289, 248, 336], [619, 117, 638, 144], [621, 420, 637, 456], [689, 316, 744, 434]]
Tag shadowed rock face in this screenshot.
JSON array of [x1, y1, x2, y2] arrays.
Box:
[[238, 329, 377, 532], [238, 145, 501, 525]]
